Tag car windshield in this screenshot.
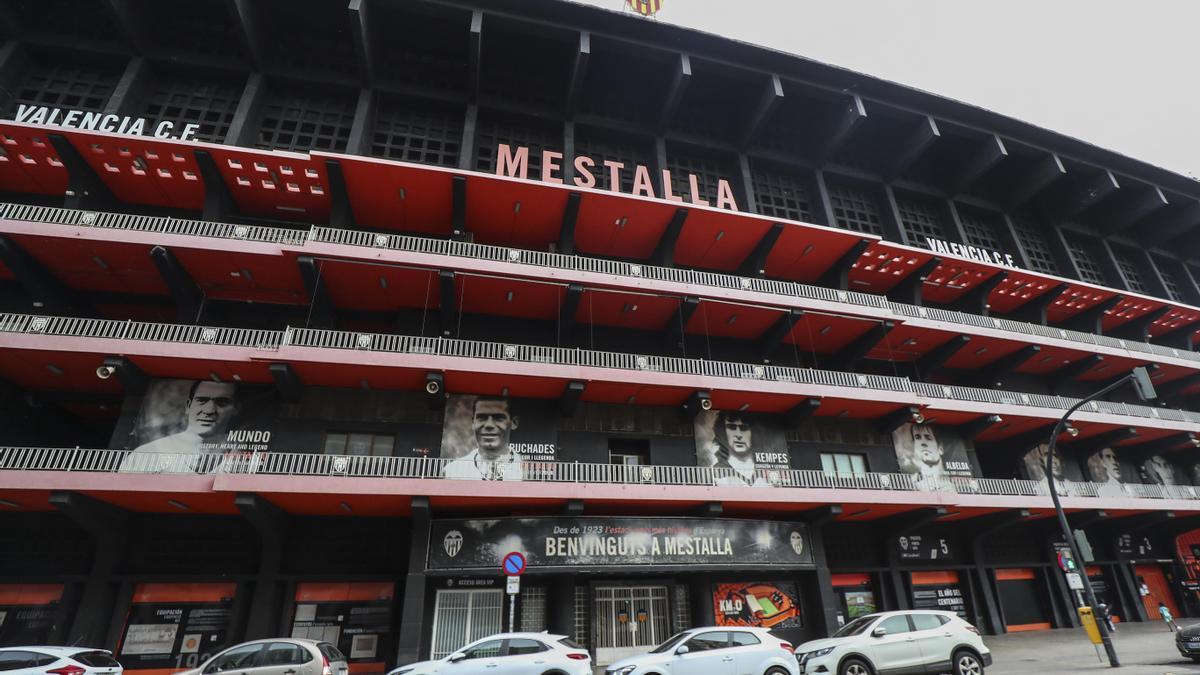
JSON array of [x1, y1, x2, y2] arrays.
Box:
[[649, 632, 690, 654], [833, 615, 879, 638]]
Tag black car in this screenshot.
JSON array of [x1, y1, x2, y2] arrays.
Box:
[[1176, 624, 1200, 661]]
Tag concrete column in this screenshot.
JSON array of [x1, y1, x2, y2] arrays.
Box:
[[397, 497, 431, 664]]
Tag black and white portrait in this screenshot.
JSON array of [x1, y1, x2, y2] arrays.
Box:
[[892, 423, 974, 491], [439, 395, 556, 480], [1085, 447, 1124, 485], [120, 379, 241, 473], [1141, 455, 1178, 486], [694, 410, 789, 487]]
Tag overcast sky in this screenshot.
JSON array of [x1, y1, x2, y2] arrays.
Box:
[[572, 0, 1200, 182]]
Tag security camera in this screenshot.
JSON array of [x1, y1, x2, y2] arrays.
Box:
[[424, 372, 444, 398], [425, 379, 441, 395], [700, 397, 712, 411], [96, 365, 116, 380]]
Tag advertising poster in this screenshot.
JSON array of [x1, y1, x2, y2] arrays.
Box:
[[120, 379, 272, 473], [291, 583, 395, 673], [1140, 455, 1179, 486], [910, 571, 967, 619], [694, 411, 790, 487], [712, 582, 802, 628], [1020, 443, 1085, 495], [427, 517, 814, 571], [116, 583, 235, 671], [892, 423, 975, 491], [439, 395, 557, 481], [0, 584, 62, 645]]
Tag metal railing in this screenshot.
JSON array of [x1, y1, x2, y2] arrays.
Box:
[[3, 312, 1200, 428], [11, 201, 1195, 370], [5, 447, 1200, 505]]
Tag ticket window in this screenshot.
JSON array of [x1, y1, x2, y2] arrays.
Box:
[[0, 584, 65, 646], [116, 583, 237, 673], [290, 582, 396, 674], [909, 571, 968, 620], [830, 574, 876, 627]]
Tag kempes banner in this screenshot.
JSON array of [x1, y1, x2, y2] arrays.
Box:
[[120, 379, 272, 473], [694, 410, 790, 487], [892, 423, 975, 490], [427, 517, 814, 571], [439, 395, 558, 480]]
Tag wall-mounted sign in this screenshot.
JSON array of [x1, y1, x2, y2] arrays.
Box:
[[13, 104, 200, 141], [910, 571, 967, 619], [494, 144, 740, 211], [923, 236, 1018, 268], [694, 410, 790, 487], [712, 582, 802, 629], [291, 582, 395, 667], [427, 517, 813, 571], [892, 423, 976, 491], [439, 394, 558, 480], [894, 534, 957, 562], [1115, 534, 1155, 559], [116, 583, 235, 671]]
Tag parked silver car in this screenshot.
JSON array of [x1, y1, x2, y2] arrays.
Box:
[[0, 646, 122, 675], [175, 639, 348, 675], [387, 633, 591, 675], [605, 627, 798, 675]]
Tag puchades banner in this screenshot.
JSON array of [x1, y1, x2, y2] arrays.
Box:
[[120, 379, 271, 473], [712, 582, 803, 629], [439, 394, 557, 480], [693, 410, 790, 487], [427, 517, 814, 571], [892, 423, 975, 490]]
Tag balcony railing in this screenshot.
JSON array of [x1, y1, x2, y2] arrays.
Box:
[[3, 312, 1200, 429], [2, 201, 1195, 370], [4, 447, 1200, 503]]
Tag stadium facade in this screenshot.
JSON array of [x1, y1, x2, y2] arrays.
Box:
[[3, 0, 1200, 670]]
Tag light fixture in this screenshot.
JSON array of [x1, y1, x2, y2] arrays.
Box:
[[1065, 425, 1080, 437], [513, 201, 522, 214], [506, 291, 514, 302], [45, 364, 63, 376], [902, 338, 917, 347], [339, 502, 353, 514], [209, 372, 221, 382], [801, 244, 813, 257], [819, 325, 832, 335], [726, 314, 738, 325], [738, 403, 750, 411], [715, 231, 725, 241], [92, 256, 108, 270], [615, 217, 628, 227], [167, 499, 190, 511], [398, 187, 407, 200], [501, 387, 509, 397], [232, 374, 242, 382], [974, 347, 988, 356], [379, 277, 389, 290]]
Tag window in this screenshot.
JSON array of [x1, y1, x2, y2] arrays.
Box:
[[684, 631, 728, 652], [958, 209, 1003, 251], [323, 432, 395, 456], [204, 645, 263, 674], [506, 639, 547, 655], [73, 652, 121, 668], [317, 644, 345, 663], [610, 438, 649, 466], [1063, 234, 1108, 286], [1011, 215, 1059, 275], [463, 640, 504, 660], [827, 182, 883, 236], [821, 453, 867, 477], [557, 638, 585, 650], [878, 616, 911, 635], [730, 632, 761, 647], [896, 196, 947, 245], [263, 643, 310, 666], [0, 651, 53, 671], [1111, 247, 1149, 293], [910, 614, 943, 631]]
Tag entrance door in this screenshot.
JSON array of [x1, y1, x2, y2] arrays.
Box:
[[430, 589, 503, 659], [1137, 564, 1180, 620], [594, 585, 670, 666]]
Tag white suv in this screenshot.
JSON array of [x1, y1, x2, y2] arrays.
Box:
[[795, 611, 990, 675], [605, 627, 798, 675], [387, 633, 591, 675]]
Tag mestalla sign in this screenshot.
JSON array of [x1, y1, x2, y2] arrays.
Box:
[[427, 517, 813, 571]]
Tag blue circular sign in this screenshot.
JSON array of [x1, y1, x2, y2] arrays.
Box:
[[502, 551, 527, 576]]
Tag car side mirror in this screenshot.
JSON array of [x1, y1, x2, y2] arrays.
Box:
[[872, 627, 887, 638], [448, 653, 466, 663], [675, 645, 690, 656]]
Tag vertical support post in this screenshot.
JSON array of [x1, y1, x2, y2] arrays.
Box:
[[396, 497, 431, 665]]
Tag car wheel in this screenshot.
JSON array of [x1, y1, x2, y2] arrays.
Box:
[[953, 650, 983, 675], [765, 668, 791, 675], [839, 658, 873, 675]]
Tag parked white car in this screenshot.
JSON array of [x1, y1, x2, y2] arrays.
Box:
[[174, 639, 348, 675], [0, 646, 122, 675], [605, 626, 797, 675], [794, 611, 990, 675], [387, 633, 591, 675]]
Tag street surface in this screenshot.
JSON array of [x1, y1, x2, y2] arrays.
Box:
[[986, 621, 1200, 674]]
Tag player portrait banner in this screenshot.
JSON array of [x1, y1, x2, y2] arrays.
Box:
[[712, 582, 803, 629], [1140, 455, 1180, 486], [1084, 447, 1125, 484], [427, 517, 814, 571], [120, 378, 272, 473], [439, 394, 557, 480], [892, 423, 975, 490], [694, 410, 790, 487]]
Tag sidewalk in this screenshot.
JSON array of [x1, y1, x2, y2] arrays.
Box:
[[985, 621, 1200, 675]]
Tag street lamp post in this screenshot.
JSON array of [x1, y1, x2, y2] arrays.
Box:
[[1044, 365, 1157, 668]]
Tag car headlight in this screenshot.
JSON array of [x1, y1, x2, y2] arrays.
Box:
[[388, 669, 413, 675], [806, 647, 836, 658], [611, 666, 637, 675]]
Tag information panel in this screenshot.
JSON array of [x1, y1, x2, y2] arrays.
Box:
[[117, 583, 235, 672]]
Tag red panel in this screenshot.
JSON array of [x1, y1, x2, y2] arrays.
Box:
[[987, 272, 1063, 315], [575, 289, 679, 331], [456, 275, 564, 320], [580, 381, 692, 406], [921, 259, 1005, 305], [442, 371, 568, 399], [763, 223, 871, 284], [707, 390, 807, 414], [1101, 297, 1168, 332], [207, 147, 331, 221], [847, 243, 933, 294], [466, 174, 568, 250], [1016, 346, 1096, 376], [942, 336, 1029, 371], [68, 133, 205, 211], [573, 191, 676, 259], [171, 248, 308, 305], [685, 300, 784, 339], [321, 262, 440, 312], [864, 324, 948, 363], [1046, 285, 1119, 324], [286, 362, 427, 391], [788, 314, 879, 356], [0, 349, 123, 393], [127, 356, 275, 384], [814, 400, 912, 419], [11, 234, 166, 295], [0, 123, 69, 196], [1149, 306, 1200, 336], [672, 209, 770, 272], [133, 582, 237, 603], [80, 489, 241, 514], [323, 153, 454, 235]]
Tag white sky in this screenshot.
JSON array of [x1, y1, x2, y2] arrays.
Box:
[[571, 0, 1200, 183]]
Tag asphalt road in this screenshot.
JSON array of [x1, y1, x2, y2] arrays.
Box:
[[985, 620, 1200, 675]]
